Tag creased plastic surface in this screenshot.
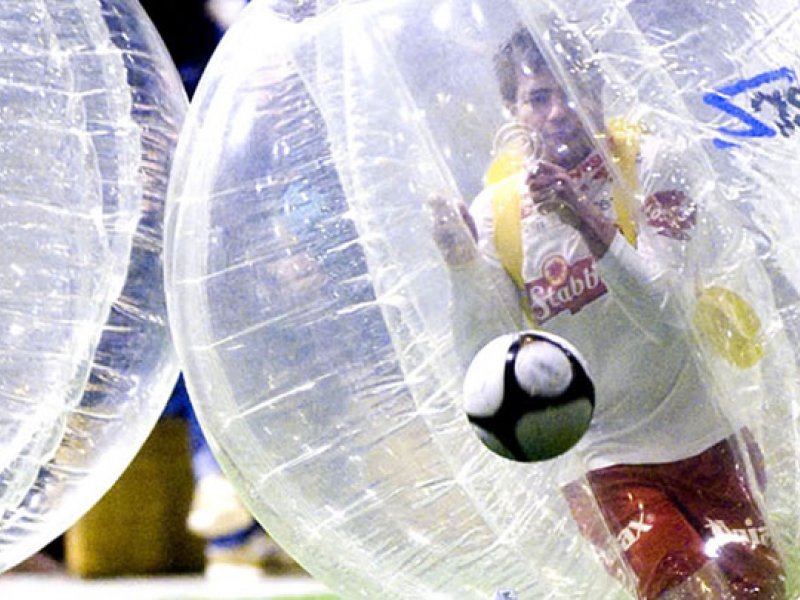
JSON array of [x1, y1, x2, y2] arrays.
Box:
[[0, 0, 184, 571], [167, 0, 800, 597]]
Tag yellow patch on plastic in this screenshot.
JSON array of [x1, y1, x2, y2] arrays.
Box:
[[484, 150, 526, 188], [693, 286, 764, 369], [484, 170, 535, 325], [489, 173, 525, 291], [607, 117, 641, 247]]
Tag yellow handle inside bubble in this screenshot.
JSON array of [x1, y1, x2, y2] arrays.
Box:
[[693, 286, 764, 369], [607, 117, 641, 247]]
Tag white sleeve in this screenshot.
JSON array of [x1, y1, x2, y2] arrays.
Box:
[[597, 233, 685, 340], [447, 190, 525, 369]]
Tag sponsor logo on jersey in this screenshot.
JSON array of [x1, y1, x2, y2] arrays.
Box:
[[526, 256, 607, 324], [644, 190, 697, 241], [570, 152, 610, 184]]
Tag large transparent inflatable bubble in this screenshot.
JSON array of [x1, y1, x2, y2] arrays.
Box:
[[0, 0, 184, 571], [167, 0, 800, 597]]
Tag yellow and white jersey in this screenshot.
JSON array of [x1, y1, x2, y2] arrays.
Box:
[[463, 152, 734, 470]]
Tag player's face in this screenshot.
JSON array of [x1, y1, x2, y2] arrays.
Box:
[[514, 68, 595, 170]]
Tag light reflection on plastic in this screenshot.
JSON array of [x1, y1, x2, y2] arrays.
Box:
[[431, 1, 452, 33], [470, 1, 486, 26], [378, 13, 404, 35], [704, 532, 751, 559]]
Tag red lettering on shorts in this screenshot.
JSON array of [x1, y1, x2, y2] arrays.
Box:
[[618, 514, 654, 551], [705, 518, 771, 548]]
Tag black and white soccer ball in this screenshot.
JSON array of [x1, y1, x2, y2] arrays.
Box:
[[463, 331, 594, 462]]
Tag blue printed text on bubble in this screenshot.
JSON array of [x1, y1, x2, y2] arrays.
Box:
[[704, 67, 797, 149]]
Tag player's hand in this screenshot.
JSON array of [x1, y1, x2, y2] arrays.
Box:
[[526, 162, 616, 257], [526, 161, 583, 226], [426, 194, 478, 267]]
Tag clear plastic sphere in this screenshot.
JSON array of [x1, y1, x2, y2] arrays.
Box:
[[167, 0, 800, 597], [0, 0, 184, 571]]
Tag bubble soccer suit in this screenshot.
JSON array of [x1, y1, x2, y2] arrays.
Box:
[[0, 0, 186, 572], [166, 0, 800, 598]]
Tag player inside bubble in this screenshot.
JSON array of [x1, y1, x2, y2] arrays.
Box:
[[431, 27, 785, 599]]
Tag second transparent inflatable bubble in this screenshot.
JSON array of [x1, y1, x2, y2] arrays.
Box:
[[167, 0, 800, 597], [0, 0, 185, 571]]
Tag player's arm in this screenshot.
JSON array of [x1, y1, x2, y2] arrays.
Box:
[[427, 192, 525, 368], [526, 162, 617, 257], [595, 233, 684, 339], [527, 163, 682, 338]]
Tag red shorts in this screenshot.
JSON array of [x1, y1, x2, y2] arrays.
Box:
[[564, 434, 785, 599]]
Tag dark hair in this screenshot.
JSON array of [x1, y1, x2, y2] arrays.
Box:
[[494, 27, 548, 109]]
